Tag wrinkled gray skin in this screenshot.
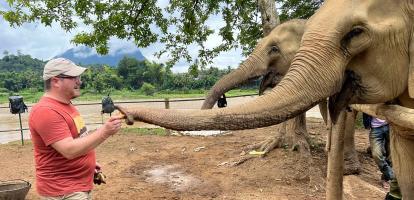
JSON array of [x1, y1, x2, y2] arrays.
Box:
[[201, 19, 305, 109], [201, 18, 360, 175], [119, 1, 414, 198]]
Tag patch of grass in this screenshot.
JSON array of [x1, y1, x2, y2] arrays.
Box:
[[309, 137, 325, 151], [3, 139, 32, 146], [120, 127, 167, 136], [355, 112, 364, 129]]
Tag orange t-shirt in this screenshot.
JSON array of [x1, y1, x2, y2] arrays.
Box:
[[29, 97, 95, 196]]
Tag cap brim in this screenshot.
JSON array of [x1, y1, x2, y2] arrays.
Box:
[[62, 65, 87, 77]]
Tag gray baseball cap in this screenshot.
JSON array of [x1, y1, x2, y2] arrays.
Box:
[[43, 58, 86, 80]]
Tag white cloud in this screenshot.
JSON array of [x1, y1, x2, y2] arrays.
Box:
[[0, 19, 73, 60]]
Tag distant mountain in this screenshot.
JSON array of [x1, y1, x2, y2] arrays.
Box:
[[55, 46, 146, 67]]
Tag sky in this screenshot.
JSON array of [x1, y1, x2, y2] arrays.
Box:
[[0, 1, 245, 73]]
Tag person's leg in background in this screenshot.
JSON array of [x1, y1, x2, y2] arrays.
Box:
[[369, 125, 394, 188]]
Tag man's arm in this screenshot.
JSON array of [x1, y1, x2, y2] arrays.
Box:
[[51, 115, 123, 159]]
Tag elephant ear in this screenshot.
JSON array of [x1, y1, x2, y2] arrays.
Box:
[[408, 28, 414, 98]]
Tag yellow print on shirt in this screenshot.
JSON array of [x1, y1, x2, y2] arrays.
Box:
[[73, 115, 87, 137]]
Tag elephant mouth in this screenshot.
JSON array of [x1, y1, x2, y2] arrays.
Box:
[[259, 72, 284, 95], [328, 70, 363, 123]]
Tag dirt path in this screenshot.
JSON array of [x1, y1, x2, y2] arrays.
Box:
[[0, 118, 388, 200]]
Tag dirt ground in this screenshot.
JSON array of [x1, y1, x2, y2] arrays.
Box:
[[0, 117, 388, 200]]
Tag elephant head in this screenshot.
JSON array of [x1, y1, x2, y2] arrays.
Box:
[[294, 0, 414, 121], [119, 0, 413, 130], [201, 19, 306, 109]]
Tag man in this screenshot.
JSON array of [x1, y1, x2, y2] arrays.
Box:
[[363, 114, 401, 199], [29, 58, 123, 199]]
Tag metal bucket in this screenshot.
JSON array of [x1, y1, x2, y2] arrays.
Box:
[[0, 180, 31, 200]]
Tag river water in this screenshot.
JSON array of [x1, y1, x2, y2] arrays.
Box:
[[0, 96, 322, 144]]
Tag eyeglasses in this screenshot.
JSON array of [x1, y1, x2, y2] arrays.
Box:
[[56, 75, 81, 81]]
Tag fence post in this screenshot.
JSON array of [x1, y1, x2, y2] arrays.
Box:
[[18, 113, 24, 145], [164, 98, 170, 109], [164, 98, 171, 135]]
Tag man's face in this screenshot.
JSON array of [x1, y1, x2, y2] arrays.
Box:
[[56, 75, 82, 99]]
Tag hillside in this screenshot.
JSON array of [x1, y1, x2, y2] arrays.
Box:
[[55, 46, 146, 67], [0, 54, 45, 72]]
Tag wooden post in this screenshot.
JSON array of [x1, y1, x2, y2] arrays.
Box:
[[164, 98, 171, 135], [18, 113, 24, 146], [164, 98, 170, 109]]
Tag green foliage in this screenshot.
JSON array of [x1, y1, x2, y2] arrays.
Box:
[[1, 0, 322, 68], [0, 53, 260, 103], [355, 112, 364, 129], [0, 53, 45, 72], [141, 82, 156, 96], [188, 63, 199, 78], [278, 0, 323, 22]]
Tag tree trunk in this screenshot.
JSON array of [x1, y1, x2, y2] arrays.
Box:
[[285, 113, 310, 154], [258, 0, 280, 36]]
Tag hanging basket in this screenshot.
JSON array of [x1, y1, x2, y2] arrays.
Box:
[[0, 180, 31, 200]]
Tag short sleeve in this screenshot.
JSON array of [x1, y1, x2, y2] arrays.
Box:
[[30, 106, 73, 146]]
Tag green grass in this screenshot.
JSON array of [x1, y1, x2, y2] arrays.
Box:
[[120, 127, 168, 136], [355, 112, 364, 129], [0, 88, 257, 104], [3, 139, 33, 146]]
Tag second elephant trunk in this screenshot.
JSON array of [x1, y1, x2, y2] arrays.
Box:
[[201, 49, 268, 109]]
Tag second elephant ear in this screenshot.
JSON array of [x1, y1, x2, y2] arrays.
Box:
[[408, 29, 414, 98]]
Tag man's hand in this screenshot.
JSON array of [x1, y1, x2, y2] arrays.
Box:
[[101, 115, 123, 139], [94, 162, 106, 185], [94, 171, 106, 185]]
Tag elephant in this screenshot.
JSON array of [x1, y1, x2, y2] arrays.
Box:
[[201, 19, 311, 158], [201, 19, 306, 110], [201, 19, 361, 174], [117, 0, 414, 198]]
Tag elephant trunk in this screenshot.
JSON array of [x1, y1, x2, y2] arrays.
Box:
[[201, 48, 268, 109], [124, 38, 346, 131]]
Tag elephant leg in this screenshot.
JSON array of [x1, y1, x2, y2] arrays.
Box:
[[390, 125, 414, 199], [343, 110, 361, 175], [326, 109, 347, 200]]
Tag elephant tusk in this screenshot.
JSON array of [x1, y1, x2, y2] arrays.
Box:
[[351, 104, 414, 133], [114, 105, 135, 125]]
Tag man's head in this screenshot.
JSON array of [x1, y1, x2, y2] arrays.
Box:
[[43, 58, 86, 100], [43, 58, 86, 81]]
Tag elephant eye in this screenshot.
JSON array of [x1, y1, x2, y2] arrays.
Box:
[[345, 28, 363, 40], [342, 27, 364, 47], [269, 45, 279, 54]]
